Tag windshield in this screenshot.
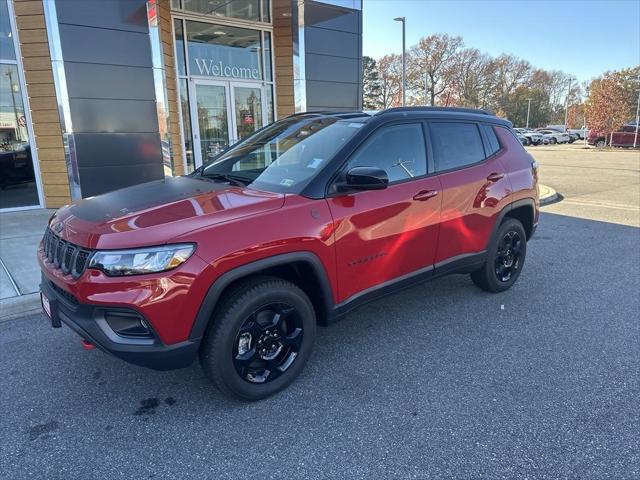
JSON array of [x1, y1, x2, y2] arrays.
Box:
[[197, 116, 365, 193]]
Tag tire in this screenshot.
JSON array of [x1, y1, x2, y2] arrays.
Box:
[[550, 137, 557, 144], [200, 276, 316, 401], [595, 139, 606, 148], [471, 218, 527, 293]]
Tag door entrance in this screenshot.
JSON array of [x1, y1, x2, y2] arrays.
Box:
[[190, 79, 266, 168]]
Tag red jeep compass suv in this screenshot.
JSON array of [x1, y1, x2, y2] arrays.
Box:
[[39, 107, 539, 400]]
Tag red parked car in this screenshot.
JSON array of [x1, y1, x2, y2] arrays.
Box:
[[39, 107, 539, 400], [588, 123, 639, 148]]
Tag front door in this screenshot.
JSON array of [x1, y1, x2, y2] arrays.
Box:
[[190, 79, 266, 168], [327, 122, 442, 303]]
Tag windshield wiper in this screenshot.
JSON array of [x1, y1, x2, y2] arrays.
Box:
[[199, 172, 252, 187]]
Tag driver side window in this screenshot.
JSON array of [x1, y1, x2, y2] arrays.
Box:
[[346, 123, 427, 183]]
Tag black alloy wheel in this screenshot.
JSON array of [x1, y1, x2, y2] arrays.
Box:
[[233, 303, 303, 384], [200, 276, 316, 401], [471, 218, 527, 293], [494, 230, 523, 282]]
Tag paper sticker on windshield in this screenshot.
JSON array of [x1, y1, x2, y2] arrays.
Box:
[[280, 178, 295, 187], [307, 158, 323, 169], [348, 123, 364, 128]]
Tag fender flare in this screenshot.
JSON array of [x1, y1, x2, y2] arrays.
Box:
[[486, 198, 537, 249], [189, 251, 334, 340]]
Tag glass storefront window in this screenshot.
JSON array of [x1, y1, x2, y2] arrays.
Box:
[[186, 21, 262, 81], [0, 64, 39, 209], [265, 84, 274, 124], [233, 86, 263, 141], [174, 16, 275, 173], [0, 0, 16, 61], [178, 79, 195, 173], [174, 19, 186, 76], [263, 31, 272, 82], [182, 0, 262, 22], [261, 0, 271, 22]]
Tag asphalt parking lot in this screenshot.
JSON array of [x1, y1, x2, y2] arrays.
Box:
[[1, 145, 639, 479]]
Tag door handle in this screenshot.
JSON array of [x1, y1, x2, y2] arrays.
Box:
[[486, 172, 505, 182], [413, 190, 439, 201]]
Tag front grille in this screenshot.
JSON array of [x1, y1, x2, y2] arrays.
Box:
[[42, 228, 92, 278]]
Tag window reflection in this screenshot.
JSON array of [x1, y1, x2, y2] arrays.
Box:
[[182, 0, 261, 21], [178, 79, 195, 173], [186, 21, 262, 81], [174, 18, 186, 77], [234, 86, 262, 141], [0, 64, 39, 209], [0, 0, 16, 61]]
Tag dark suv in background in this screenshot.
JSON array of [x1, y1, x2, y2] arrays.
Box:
[[39, 107, 539, 400]]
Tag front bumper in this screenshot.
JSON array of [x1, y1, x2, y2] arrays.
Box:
[[40, 275, 200, 370]]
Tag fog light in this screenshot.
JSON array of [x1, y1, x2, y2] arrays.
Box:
[[104, 311, 152, 338]]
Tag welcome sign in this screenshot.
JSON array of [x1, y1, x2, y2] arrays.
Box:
[[193, 59, 260, 80], [188, 42, 262, 81]]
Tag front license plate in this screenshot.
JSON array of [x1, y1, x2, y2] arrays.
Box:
[[41, 292, 51, 318], [41, 292, 61, 328]]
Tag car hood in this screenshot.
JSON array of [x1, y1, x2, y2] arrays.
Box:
[[50, 176, 285, 249]]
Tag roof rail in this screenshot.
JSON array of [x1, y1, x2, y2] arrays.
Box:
[[376, 106, 494, 116], [286, 110, 371, 118]]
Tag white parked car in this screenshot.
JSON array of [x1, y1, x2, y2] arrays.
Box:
[[514, 128, 544, 146], [537, 129, 571, 144]]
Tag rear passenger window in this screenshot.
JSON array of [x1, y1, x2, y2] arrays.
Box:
[[347, 123, 427, 183], [482, 124, 501, 155], [431, 122, 485, 172]]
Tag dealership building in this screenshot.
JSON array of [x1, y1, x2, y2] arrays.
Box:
[[0, 0, 363, 211]]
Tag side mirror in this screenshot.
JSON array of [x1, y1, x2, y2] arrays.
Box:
[[338, 166, 389, 192]]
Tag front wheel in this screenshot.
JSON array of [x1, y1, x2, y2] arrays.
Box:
[[550, 137, 557, 144], [595, 139, 606, 148], [471, 218, 527, 293], [200, 276, 316, 401]]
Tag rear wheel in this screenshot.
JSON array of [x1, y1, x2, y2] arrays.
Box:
[[471, 218, 527, 293], [200, 276, 316, 401], [550, 137, 557, 144], [595, 139, 606, 148]]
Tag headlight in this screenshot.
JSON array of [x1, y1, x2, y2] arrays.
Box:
[[88, 244, 195, 276]]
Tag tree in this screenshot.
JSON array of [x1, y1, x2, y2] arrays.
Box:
[[376, 54, 403, 108], [585, 67, 640, 135], [449, 48, 495, 109], [362, 56, 383, 109], [408, 34, 463, 106]]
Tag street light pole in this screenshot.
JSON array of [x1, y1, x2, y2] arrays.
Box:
[[634, 86, 639, 148], [564, 78, 572, 129], [526, 98, 532, 129], [394, 16, 406, 107]]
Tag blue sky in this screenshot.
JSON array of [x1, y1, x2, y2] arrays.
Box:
[[363, 0, 640, 82]]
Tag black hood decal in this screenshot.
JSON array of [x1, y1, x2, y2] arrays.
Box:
[[70, 176, 229, 223]]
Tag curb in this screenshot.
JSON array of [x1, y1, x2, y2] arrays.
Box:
[[0, 292, 42, 323], [539, 184, 560, 206]]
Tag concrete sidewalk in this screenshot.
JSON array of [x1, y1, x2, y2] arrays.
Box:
[[0, 184, 559, 321], [0, 208, 53, 320]]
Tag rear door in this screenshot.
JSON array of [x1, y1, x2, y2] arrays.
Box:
[[429, 121, 512, 266], [327, 122, 442, 303]]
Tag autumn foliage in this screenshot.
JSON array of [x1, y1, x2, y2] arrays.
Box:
[[363, 33, 639, 130], [585, 68, 639, 135]]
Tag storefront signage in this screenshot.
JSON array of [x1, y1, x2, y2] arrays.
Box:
[[193, 58, 260, 80]]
